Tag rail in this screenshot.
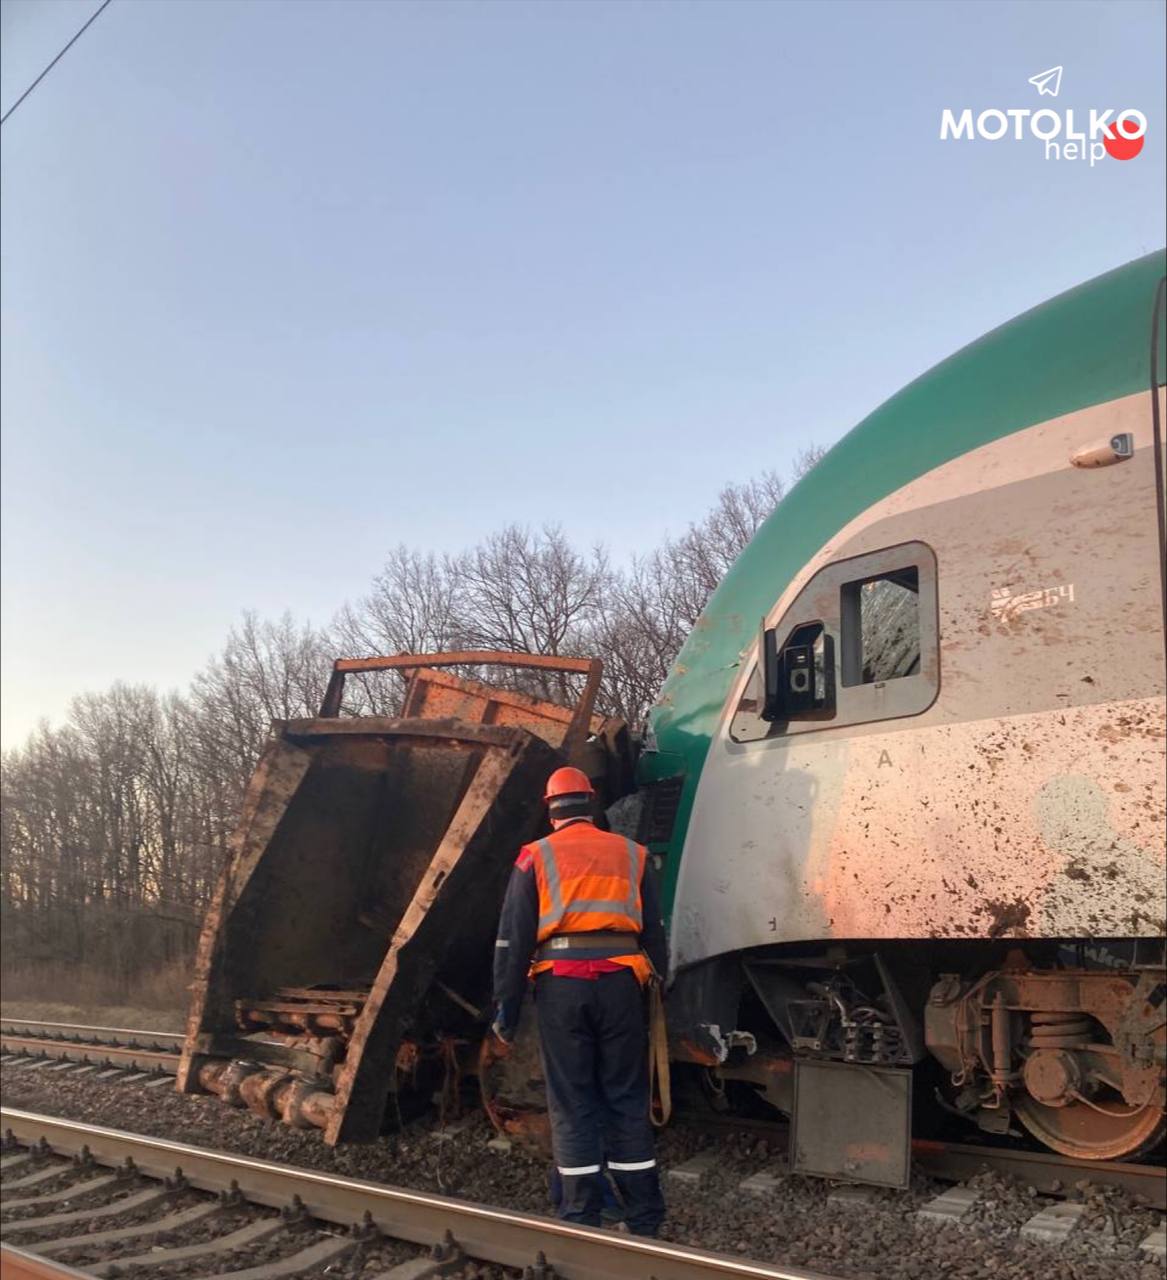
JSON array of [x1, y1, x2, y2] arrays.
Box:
[[678, 1109, 1167, 1211], [0, 1021, 182, 1076], [0, 1020, 183, 1046], [911, 1138, 1167, 1210], [0, 1246, 91, 1280], [0, 1108, 837, 1280]]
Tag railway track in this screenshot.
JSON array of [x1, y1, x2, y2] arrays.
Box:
[[0, 1022, 182, 1078], [3, 1021, 1164, 1211], [676, 1110, 1167, 1211], [911, 1138, 1166, 1211], [4, 1039, 1165, 1276], [0, 1107, 835, 1280]]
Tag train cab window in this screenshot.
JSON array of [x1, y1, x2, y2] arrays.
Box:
[[841, 568, 920, 686], [729, 542, 938, 744]]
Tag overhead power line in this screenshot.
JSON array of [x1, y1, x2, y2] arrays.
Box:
[[1, 0, 114, 127]]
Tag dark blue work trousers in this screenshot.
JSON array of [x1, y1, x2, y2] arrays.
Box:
[[534, 968, 665, 1236]]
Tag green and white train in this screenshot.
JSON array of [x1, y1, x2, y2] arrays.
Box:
[[637, 250, 1166, 1180]]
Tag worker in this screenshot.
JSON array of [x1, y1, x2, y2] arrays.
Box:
[[491, 765, 668, 1236]]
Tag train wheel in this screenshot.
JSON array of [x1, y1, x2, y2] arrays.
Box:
[[1015, 1095, 1165, 1160]]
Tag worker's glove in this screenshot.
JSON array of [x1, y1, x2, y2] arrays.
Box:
[[481, 1019, 513, 1067], [490, 997, 519, 1046]]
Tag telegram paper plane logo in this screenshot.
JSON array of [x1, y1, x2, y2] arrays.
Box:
[[1029, 66, 1063, 97]]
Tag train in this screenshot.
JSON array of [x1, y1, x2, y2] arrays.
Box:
[[179, 250, 1166, 1186], [637, 248, 1166, 1180]]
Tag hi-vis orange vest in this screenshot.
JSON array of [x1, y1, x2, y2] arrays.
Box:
[[521, 821, 652, 985]]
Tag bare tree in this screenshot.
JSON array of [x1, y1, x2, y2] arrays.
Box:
[[189, 612, 330, 778], [445, 525, 611, 704], [792, 443, 827, 479], [331, 547, 463, 714], [1, 454, 826, 996]]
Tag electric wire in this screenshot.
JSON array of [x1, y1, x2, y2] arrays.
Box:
[[1, 0, 113, 127]]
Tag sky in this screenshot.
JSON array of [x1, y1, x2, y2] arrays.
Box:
[[1, 0, 1164, 747]]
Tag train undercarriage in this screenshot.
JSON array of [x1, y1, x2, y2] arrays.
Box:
[[666, 937, 1166, 1182]]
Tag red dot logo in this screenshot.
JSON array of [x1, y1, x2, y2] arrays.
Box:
[[1102, 115, 1145, 160]]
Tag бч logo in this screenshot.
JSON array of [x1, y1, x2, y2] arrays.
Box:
[[940, 68, 1146, 167]]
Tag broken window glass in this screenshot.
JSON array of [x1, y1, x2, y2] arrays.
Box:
[[841, 568, 920, 686]]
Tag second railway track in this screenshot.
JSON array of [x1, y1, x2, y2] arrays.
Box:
[[0, 1022, 183, 1078]]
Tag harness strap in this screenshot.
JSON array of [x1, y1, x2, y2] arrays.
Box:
[[649, 978, 672, 1127]]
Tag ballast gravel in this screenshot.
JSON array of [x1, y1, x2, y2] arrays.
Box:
[[3, 1066, 1163, 1280]]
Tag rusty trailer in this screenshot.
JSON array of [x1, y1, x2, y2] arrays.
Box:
[[178, 652, 628, 1144]]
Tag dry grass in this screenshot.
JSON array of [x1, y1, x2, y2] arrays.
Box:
[[0, 999, 185, 1033], [1, 958, 190, 1032]]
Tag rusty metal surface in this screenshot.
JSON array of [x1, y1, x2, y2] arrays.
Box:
[[719, 1052, 795, 1114], [235, 988, 367, 1042], [401, 667, 605, 742], [0, 1108, 840, 1280], [0, 1245, 92, 1280], [925, 964, 1166, 1160], [180, 649, 634, 1143], [178, 737, 313, 1093], [478, 1021, 552, 1153], [280, 716, 536, 744], [790, 1059, 912, 1187], [332, 649, 598, 677], [325, 732, 555, 1143], [318, 652, 604, 760], [179, 711, 560, 1142]]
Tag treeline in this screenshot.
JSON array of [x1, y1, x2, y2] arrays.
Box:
[[0, 456, 820, 1004]]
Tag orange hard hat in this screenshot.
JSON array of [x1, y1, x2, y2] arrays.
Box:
[[544, 766, 595, 802]]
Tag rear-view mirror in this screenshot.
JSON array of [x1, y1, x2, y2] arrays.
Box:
[[761, 621, 836, 722]]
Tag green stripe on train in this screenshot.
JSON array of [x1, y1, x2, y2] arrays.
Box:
[[641, 249, 1167, 918]]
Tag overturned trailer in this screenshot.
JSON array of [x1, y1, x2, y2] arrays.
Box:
[[178, 652, 631, 1144]]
